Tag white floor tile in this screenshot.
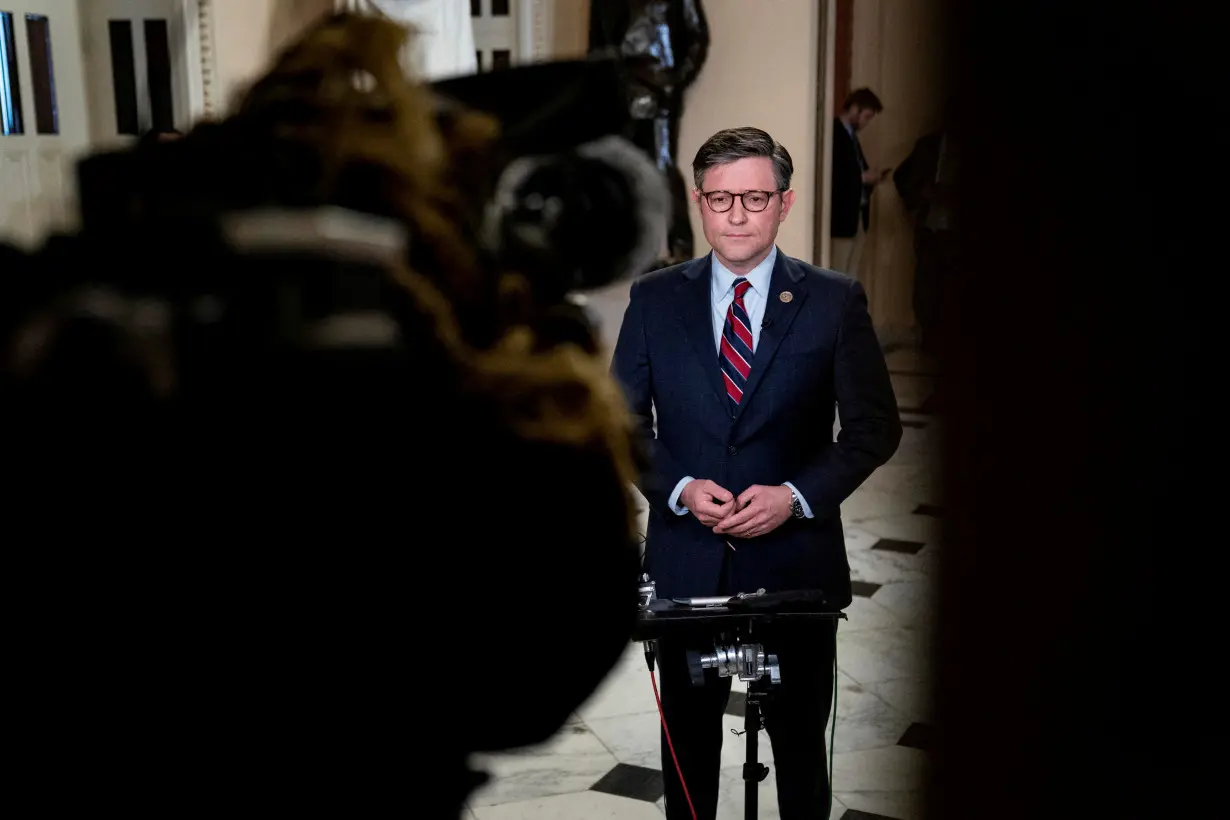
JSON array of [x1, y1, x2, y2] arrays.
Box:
[[469, 724, 619, 808], [836, 627, 929, 686], [863, 676, 933, 725], [833, 788, 926, 820], [855, 513, 941, 546], [585, 710, 661, 770], [840, 596, 901, 632], [714, 766, 846, 819], [473, 790, 664, 820], [841, 488, 919, 523], [831, 746, 928, 793], [871, 581, 934, 628], [826, 671, 914, 753], [577, 646, 662, 722], [846, 542, 932, 587]]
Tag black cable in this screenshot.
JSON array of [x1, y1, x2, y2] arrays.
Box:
[[828, 619, 839, 819]]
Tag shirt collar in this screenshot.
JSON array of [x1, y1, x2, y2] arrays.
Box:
[[712, 246, 778, 300]]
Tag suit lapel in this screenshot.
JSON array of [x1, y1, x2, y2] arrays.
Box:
[[672, 254, 729, 410], [734, 252, 807, 423]]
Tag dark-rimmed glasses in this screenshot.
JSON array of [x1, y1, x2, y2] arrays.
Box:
[[699, 189, 784, 213]]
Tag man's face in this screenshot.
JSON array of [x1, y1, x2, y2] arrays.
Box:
[[693, 157, 794, 274], [853, 106, 877, 131]]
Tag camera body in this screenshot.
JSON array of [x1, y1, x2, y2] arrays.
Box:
[[1, 19, 658, 814]]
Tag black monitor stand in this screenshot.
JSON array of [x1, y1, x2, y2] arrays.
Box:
[[632, 585, 845, 819]]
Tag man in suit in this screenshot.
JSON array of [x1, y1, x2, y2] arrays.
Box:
[[830, 88, 889, 279], [612, 127, 901, 820]]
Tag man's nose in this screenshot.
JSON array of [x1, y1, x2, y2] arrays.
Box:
[[727, 202, 749, 223]]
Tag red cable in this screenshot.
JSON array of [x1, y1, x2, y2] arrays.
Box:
[[650, 669, 699, 820]]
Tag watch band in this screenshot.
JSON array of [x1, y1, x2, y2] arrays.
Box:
[[789, 487, 805, 519]]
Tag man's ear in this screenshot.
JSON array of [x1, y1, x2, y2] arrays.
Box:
[[779, 189, 796, 221]]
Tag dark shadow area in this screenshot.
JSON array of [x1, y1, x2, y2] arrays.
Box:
[[934, 1, 1224, 817]]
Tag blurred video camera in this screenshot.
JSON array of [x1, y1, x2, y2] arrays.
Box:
[[1, 13, 660, 817]]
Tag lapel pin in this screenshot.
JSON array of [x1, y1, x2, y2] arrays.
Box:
[[779, 291, 794, 303]]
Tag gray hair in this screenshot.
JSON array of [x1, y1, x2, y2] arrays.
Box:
[[692, 127, 794, 191]]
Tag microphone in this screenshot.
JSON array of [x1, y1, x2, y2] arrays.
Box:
[[762, 317, 774, 328]]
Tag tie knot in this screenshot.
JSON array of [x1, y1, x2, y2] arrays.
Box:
[[733, 278, 751, 300]]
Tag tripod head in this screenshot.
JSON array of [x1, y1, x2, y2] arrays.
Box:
[[694, 642, 781, 685], [634, 581, 843, 686]]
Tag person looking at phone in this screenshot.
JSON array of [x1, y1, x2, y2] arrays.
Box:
[[830, 87, 889, 279]]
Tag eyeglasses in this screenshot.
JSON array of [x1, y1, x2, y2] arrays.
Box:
[[700, 189, 784, 213]]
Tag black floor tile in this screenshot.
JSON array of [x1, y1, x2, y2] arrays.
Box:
[[913, 503, 944, 517], [725, 690, 746, 718], [590, 762, 664, 803], [841, 810, 904, 820], [851, 580, 882, 598], [897, 721, 937, 751], [871, 538, 926, 555]]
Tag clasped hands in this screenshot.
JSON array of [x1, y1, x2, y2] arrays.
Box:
[[680, 478, 793, 539]]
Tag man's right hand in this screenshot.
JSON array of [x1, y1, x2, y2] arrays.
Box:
[[680, 479, 735, 527]]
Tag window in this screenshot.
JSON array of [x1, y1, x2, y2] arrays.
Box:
[[108, 20, 138, 135], [24, 14, 58, 134], [144, 19, 174, 132], [472, 0, 520, 74], [1, 11, 24, 135]]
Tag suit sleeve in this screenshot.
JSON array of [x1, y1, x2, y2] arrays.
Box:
[[610, 279, 689, 518], [790, 280, 902, 515]]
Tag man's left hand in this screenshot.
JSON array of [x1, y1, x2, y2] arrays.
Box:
[[712, 485, 794, 538]]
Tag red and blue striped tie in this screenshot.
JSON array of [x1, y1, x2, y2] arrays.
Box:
[[719, 278, 754, 408]]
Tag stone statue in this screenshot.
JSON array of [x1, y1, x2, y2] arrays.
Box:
[[589, 0, 710, 269]]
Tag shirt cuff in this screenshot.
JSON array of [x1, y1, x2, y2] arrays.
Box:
[[669, 476, 695, 516], [783, 481, 815, 519]]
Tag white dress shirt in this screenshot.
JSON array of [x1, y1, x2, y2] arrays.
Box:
[[667, 248, 815, 519]]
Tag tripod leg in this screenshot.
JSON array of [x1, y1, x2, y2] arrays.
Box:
[[743, 686, 771, 820]]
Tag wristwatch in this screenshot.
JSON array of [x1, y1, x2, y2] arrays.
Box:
[[787, 487, 805, 519]]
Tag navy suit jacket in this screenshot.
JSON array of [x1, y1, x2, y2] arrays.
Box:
[[611, 251, 901, 607]]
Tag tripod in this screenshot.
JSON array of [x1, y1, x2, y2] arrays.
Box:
[[684, 638, 781, 819]]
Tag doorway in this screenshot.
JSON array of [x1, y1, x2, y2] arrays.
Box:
[[79, 0, 202, 150], [1, 0, 206, 246], [0, 0, 90, 246]]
